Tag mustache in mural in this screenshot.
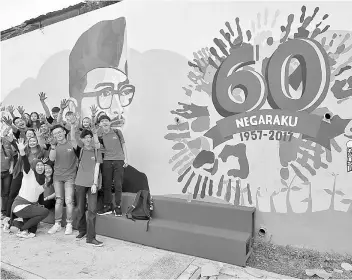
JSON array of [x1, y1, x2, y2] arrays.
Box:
[[68, 17, 135, 127]]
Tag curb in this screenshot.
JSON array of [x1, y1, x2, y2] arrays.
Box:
[[1, 262, 46, 279]]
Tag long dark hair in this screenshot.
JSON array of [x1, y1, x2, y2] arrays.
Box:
[[28, 112, 42, 129]]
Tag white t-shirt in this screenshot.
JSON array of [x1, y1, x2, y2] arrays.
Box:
[[13, 169, 44, 213]]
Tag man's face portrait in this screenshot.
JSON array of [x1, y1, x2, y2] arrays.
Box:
[[80, 67, 134, 126]]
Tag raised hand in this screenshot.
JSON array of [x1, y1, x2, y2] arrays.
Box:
[[48, 135, 57, 147], [38, 92, 47, 102], [60, 99, 69, 110], [17, 106, 25, 115], [90, 124, 98, 134], [2, 116, 12, 126], [0, 105, 5, 112], [35, 128, 43, 138], [42, 157, 49, 164], [39, 113, 46, 122], [7, 105, 15, 114], [90, 105, 98, 116], [4, 131, 14, 143], [18, 138, 26, 151]]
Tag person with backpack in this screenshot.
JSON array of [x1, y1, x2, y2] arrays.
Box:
[[72, 126, 103, 246], [96, 115, 128, 217]]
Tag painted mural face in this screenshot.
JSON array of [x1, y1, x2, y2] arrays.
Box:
[[69, 17, 135, 129], [80, 67, 134, 127]]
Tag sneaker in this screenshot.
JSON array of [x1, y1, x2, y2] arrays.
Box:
[[97, 205, 113, 216], [2, 216, 10, 224], [113, 206, 122, 217], [87, 238, 103, 247], [76, 232, 86, 240], [65, 223, 73, 235], [3, 222, 11, 233], [16, 230, 29, 238], [48, 223, 61, 234]]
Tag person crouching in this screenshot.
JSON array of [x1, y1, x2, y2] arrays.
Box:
[[10, 139, 49, 238], [74, 129, 103, 247]]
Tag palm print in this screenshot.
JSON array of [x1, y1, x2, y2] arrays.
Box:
[[165, 6, 352, 209]]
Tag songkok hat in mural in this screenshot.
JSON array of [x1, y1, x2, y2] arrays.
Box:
[[69, 17, 128, 101]]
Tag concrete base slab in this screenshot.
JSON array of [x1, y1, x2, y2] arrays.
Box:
[[1, 222, 297, 280]]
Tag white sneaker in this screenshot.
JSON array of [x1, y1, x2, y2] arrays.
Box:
[[16, 230, 29, 238], [48, 223, 61, 234], [27, 232, 36, 238], [65, 223, 73, 235], [3, 223, 11, 233]]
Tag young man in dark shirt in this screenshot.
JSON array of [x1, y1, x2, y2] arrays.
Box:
[[96, 115, 128, 216]]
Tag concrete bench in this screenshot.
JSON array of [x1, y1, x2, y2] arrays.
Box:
[[43, 193, 255, 267], [98, 193, 255, 266]]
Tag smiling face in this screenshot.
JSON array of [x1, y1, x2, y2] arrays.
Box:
[[35, 161, 45, 174], [26, 130, 35, 139], [30, 113, 38, 122], [81, 134, 92, 147], [82, 117, 91, 129], [14, 118, 26, 129], [40, 124, 49, 134], [99, 118, 111, 131], [44, 164, 53, 177], [28, 137, 38, 148], [52, 127, 66, 142]]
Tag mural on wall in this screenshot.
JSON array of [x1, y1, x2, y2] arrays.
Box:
[[348, 140, 352, 172], [165, 6, 352, 216], [68, 17, 135, 129]]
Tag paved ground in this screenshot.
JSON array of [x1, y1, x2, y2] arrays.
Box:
[[1, 222, 296, 279]]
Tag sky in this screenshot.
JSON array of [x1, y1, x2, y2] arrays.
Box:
[[0, 0, 82, 31]]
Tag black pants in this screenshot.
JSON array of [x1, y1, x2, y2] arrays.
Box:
[[6, 172, 23, 218], [14, 205, 49, 234], [1, 171, 12, 215], [102, 160, 124, 207], [75, 185, 98, 241], [38, 194, 55, 210]]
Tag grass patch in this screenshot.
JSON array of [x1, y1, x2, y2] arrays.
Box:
[[247, 239, 352, 279], [1, 268, 22, 279]]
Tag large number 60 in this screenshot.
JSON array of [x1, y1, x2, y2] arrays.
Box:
[[212, 38, 330, 116]]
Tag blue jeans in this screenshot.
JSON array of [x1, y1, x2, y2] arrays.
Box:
[[53, 179, 75, 223]]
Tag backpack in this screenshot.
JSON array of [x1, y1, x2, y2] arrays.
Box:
[[125, 190, 154, 231]]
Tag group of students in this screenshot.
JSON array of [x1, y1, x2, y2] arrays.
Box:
[[1, 92, 128, 247]]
